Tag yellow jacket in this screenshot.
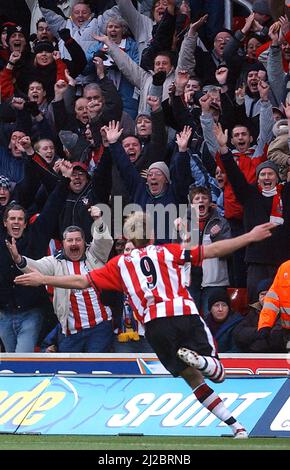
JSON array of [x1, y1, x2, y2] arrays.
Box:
[[259, 261, 290, 330]]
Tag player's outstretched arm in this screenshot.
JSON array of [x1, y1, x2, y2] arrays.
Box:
[[204, 222, 275, 259]]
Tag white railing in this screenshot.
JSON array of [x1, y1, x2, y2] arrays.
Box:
[[224, 0, 253, 29]]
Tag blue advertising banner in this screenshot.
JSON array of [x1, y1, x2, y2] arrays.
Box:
[[0, 375, 286, 436], [0, 353, 289, 376], [251, 379, 290, 437], [0, 354, 167, 375]]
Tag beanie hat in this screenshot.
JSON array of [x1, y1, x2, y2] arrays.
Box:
[[6, 24, 27, 44], [252, 0, 271, 16], [244, 61, 267, 77], [255, 160, 279, 178], [148, 162, 170, 182], [59, 131, 90, 162], [0, 175, 11, 190], [208, 289, 231, 312], [272, 119, 288, 138], [256, 278, 273, 296], [33, 40, 54, 54]]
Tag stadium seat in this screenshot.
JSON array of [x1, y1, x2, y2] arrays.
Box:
[[227, 287, 249, 315]]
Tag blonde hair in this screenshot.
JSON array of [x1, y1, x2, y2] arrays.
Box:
[[123, 212, 153, 248]]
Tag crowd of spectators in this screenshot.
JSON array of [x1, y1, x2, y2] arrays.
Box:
[[0, 0, 289, 354]]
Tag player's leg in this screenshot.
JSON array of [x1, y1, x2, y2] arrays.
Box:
[[180, 366, 248, 438], [177, 316, 248, 438]]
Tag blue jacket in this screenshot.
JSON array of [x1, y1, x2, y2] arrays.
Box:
[[0, 147, 25, 185], [206, 311, 243, 353]]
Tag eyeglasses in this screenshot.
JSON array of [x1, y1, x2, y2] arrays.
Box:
[[147, 171, 163, 178], [215, 37, 231, 43]]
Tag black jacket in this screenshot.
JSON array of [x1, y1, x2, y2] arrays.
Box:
[[0, 178, 69, 311]]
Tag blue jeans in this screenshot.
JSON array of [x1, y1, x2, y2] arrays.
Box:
[[0, 308, 44, 352], [59, 320, 113, 352]]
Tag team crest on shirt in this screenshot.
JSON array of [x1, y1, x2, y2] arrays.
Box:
[[81, 197, 89, 206]]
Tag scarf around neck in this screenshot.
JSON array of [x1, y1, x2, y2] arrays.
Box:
[[258, 183, 284, 225]]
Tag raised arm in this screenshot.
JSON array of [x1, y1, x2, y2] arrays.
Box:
[[177, 16, 208, 76], [115, 0, 152, 47], [255, 81, 275, 155], [93, 35, 146, 89]]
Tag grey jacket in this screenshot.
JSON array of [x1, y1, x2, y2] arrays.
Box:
[[200, 209, 231, 287], [106, 35, 192, 114]]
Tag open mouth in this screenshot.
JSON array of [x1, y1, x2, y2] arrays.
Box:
[[70, 247, 80, 255], [263, 181, 272, 189], [237, 141, 247, 151], [13, 41, 22, 49], [149, 182, 160, 193], [128, 151, 137, 161], [156, 10, 165, 20], [11, 226, 21, 237], [250, 81, 258, 91], [0, 195, 8, 205]]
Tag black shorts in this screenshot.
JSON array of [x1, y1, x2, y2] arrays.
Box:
[[145, 315, 216, 377]]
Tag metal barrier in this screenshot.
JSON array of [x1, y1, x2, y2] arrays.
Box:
[[224, 0, 253, 29]]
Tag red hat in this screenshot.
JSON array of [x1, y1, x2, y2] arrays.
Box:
[[71, 161, 88, 173]]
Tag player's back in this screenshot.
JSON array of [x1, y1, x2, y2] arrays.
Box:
[[118, 243, 199, 324]]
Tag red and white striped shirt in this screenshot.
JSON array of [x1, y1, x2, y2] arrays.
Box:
[[88, 244, 203, 324], [67, 260, 112, 335]]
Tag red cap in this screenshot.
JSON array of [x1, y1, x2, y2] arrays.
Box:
[[71, 162, 88, 173]]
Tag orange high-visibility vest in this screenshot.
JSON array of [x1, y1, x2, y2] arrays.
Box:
[[259, 261, 290, 330]]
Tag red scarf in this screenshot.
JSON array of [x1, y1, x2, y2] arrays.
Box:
[[258, 183, 284, 225]]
